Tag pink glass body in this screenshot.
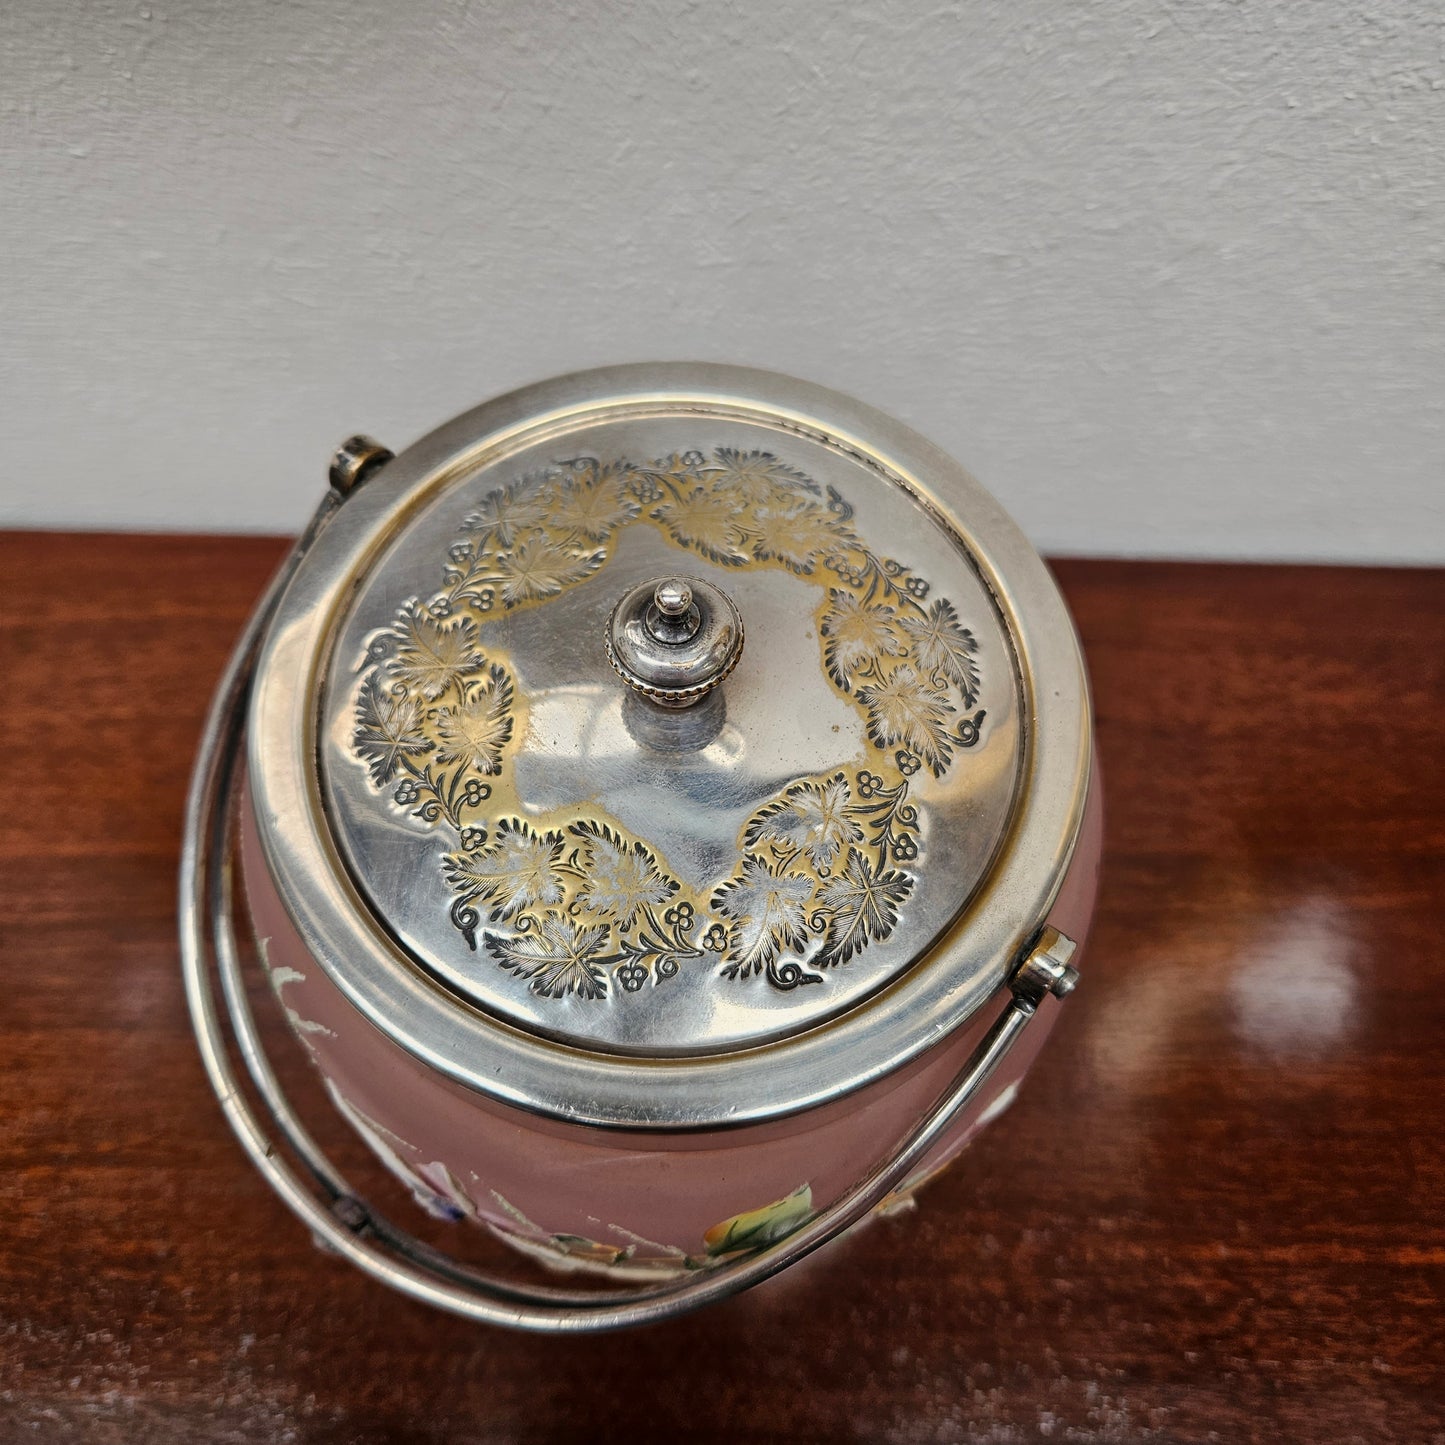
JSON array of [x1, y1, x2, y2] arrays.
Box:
[[240, 772, 1101, 1273]]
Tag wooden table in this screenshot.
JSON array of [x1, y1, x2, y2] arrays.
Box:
[[3, 534, 1442, 1443]]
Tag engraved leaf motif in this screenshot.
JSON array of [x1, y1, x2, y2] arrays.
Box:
[[353, 674, 432, 785], [712, 858, 815, 977], [388, 602, 486, 702], [485, 912, 609, 1000], [434, 665, 514, 775], [570, 821, 677, 927], [461, 475, 557, 547], [820, 590, 905, 689], [857, 664, 955, 777], [444, 820, 565, 921], [492, 532, 605, 606], [816, 848, 914, 967], [745, 772, 864, 872], [650, 485, 750, 566], [750, 501, 840, 574], [709, 447, 820, 507], [900, 598, 981, 706], [548, 463, 640, 542]]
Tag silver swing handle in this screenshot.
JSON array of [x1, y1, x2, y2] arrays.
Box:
[[179, 469, 1079, 1335]]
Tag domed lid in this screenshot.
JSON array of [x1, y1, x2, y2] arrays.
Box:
[[248, 365, 1091, 1128]]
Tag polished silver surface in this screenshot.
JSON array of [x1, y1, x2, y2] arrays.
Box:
[[247, 364, 1092, 1126], [653, 578, 692, 620], [606, 573, 745, 708]]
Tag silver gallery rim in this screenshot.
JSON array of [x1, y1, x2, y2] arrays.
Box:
[[246, 363, 1092, 1131]]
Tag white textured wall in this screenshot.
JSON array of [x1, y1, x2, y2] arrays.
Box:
[[3, 1, 1442, 560]]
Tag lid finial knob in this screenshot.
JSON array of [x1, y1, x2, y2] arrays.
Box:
[[606, 574, 744, 710], [653, 578, 692, 618]]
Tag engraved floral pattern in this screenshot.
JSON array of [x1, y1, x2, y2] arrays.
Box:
[[572, 822, 679, 928], [444, 819, 566, 922], [487, 912, 611, 1000], [711, 447, 818, 506], [744, 773, 864, 873], [433, 666, 513, 775], [815, 848, 915, 967], [546, 462, 640, 542], [388, 602, 485, 701], [821, 592, 905, 689], [858, 664, 958, 778], [713, 859, 816, 982], [353, 675, 432, 786], [348, 446, 989, 999], [651, 485, 751, 566], [899, 597, 981, 706]]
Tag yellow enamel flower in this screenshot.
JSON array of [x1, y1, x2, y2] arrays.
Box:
[[702, 1184, 814, 1257]]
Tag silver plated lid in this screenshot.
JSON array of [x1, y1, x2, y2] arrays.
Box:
[[248, 364, 1091, 1128]]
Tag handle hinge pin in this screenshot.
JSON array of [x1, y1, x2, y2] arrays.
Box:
[[1010, 926, 1080, 1010], [329, 435, 395, 497]]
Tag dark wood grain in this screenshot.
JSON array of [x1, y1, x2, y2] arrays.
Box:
[[2, 533, 1442, 1444]]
